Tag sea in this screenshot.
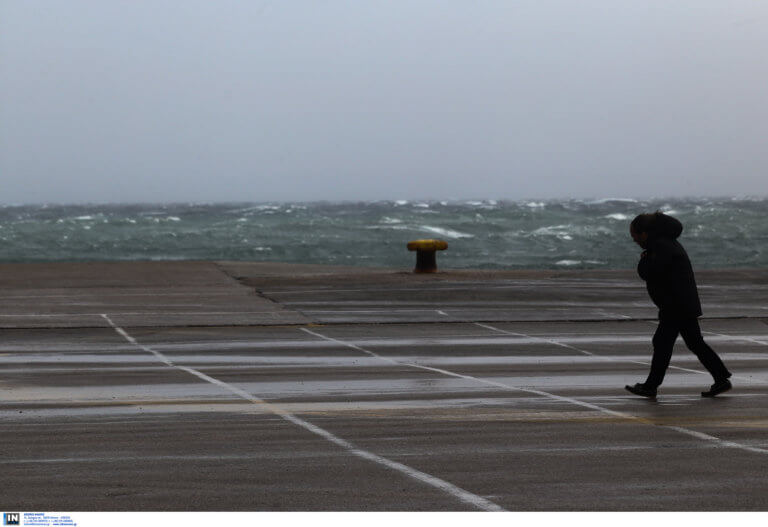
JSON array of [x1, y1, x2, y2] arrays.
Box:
[[1, 197, 766, 270]]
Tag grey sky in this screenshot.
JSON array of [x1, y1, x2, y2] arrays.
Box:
[[2, 1, 767, 203]]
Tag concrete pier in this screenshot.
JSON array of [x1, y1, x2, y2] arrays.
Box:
[[2, 261, 768, 510]]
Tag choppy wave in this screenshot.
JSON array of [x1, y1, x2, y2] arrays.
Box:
[[419, 225, 474, 239], [0, 198, 766, 269], [605, 213, 629, 221]]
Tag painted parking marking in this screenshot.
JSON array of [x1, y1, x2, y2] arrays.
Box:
[[100, 314, 503, 512], [480, 319, 768, 386], [0, 292, 241, 300], [473, 321, 708, 376], [300, 327, 768, 457], [0, 442, 731, 466], [0, 311, 299, 317], [703, 330, 768, 348], [6, 332, 768, 353]]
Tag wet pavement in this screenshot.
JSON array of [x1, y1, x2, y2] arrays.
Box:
[[2, 262, 768, 510]]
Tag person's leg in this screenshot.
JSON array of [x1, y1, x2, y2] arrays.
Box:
[[645, 319, 680, 389], [679, 318, 731, 382]]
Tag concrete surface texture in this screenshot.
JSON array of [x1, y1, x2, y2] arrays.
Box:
[[1, 261, 768, 510]]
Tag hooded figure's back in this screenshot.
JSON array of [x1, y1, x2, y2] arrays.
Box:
[[637, 213, 702, 319], [651, 212, 683, 240]]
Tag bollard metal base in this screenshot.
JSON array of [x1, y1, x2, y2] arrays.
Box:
[[414, 250, 438, 273], [407, 239, 447, 274]]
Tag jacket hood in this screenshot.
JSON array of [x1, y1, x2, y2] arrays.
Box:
[[651, 213, 683, 239]]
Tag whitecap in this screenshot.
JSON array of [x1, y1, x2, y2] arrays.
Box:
[[605, 213, 629, 220], [237, 218, 248, 222], [166, 217, 181, 222], [532, 224, 572, 236], [588, 198, 638, 204], [366, 224, 410, 231], [395, 200, 409, 206], [381, 217, 402, 224], [227, 205, 280, 214], [473, 200, 499, 210], [419, 225, 474, 239], [414, 203, 430, 208], [75, 215, 93, 221], [556, 260, 581, 266], [526, 201, 545, 208]]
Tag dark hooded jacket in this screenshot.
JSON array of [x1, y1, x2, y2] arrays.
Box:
[[637, 213, 702, 320]]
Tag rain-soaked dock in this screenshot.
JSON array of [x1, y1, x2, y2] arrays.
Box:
[[2, 261, 768, 510]]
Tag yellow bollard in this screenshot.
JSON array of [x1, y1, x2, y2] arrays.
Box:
[[407, 239, 448, 273]]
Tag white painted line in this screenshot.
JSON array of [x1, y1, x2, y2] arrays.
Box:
[[473, 322, 597, 357], [595, 309, 633, 320], [263, 282, 643, 295], [303, 309, 458, 314], [1, 292, 241, 300], [8, 333, 768, 354], [636, 321, 763, 384], [301, 308, 623, 315], [286, 301, 643, 307], [475, 322, 711, 377], [102, 315, 174, 368], [9, 352, 768, 368], [0, 453, 355, 465], [699, 329, 768, 384], [704, 330, 768, 348], [301, 327, 768, 457], [0, 442, 726, 465], [147, 333, 768, 349], [101, 314, 503, 512], [0, 311, 297, 318]]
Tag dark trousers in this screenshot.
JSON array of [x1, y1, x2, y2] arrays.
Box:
[[645, 317, 731, 388]]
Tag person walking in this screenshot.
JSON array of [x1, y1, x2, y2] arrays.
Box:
[[625, 211, 732, 398]]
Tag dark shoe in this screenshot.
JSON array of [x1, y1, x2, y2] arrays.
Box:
[[702, 379, 732, 397], [625, 383, 657, 398]]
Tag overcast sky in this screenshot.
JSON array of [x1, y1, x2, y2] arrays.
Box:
[[1, 1, 767, 204]]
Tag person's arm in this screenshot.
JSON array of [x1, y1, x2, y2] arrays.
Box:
[[638, 243, 675, 282], [637, 251, 650, 281]]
